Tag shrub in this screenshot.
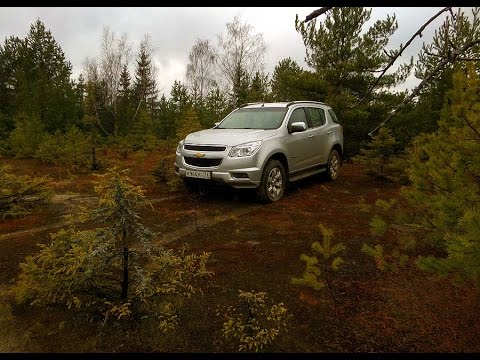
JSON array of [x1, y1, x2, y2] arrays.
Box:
[[0, 165, 52, 219], [221, 290, 289, 352], [8, 113, 46, 158], [35, 126, 90, 169], [353, 127, 409, 184], [152, 154, 181, 190]]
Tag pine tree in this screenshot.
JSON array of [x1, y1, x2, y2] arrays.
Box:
[[0, 19, 80, 139], [246, 71, 270, 103], [353, 127, 407, 183], [8, 112, 46, 157], [23, 19, 78, 132], [403, 65, 480, 285], [13, 167, 212, 329], [295, 7, 413, 157], [133, 38, 158, 120], [176, 107, 202, 141], [203, 87, 229, 128], [270, 58, 328, 102], [0, 164, 51, 219], [117, 64, 134, 136]]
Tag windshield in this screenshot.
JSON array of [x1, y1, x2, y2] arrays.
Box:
[[216, 108, 287, 129]]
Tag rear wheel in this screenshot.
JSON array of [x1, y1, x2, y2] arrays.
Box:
[[326, 149, 341, 181], [256, 160, 286, 203]]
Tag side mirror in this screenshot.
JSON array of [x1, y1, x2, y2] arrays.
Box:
[[214, 122, 220, 128], [290, 122, 307, 133]]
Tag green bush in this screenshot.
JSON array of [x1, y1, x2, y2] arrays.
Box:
[[8, 113, 46, 158], [35, 126, 90, 169], [354, 127, 409, 184], [221, 290, 289, 352]]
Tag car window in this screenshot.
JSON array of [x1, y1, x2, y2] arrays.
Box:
[[288, 108, 308, 128], [305, 108, 326, 127], [328, 109, 339, 124], [217, 108, 287, 129]]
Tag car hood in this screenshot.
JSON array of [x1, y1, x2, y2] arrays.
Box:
[[184, 128, 277, 147]]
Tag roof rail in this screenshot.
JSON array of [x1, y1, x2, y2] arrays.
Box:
[[286, 101, 326, 107], [239, 102, 263, 108]]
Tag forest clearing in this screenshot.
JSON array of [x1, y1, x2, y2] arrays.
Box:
[[1, 6, 479, 353], [1, 150, 479, 352]]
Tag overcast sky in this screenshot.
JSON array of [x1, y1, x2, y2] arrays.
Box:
[[0, 7, 457, 97]]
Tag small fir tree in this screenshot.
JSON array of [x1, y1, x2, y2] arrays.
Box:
[[13, 167, 212, 330], [291, 224, 346, 305], [221, 290, 288, 352], [0, 164, 51, 219], [354, 127, 408, 183]]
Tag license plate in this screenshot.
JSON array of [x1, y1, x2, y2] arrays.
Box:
[[186, 170, 211, 179]]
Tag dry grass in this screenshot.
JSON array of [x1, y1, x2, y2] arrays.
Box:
[[0, 152, 479, 352]]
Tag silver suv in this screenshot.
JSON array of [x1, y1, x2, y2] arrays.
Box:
[[175, 101, 343, 202]]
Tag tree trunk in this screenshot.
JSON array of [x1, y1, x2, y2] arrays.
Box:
[[121, 245, 129, 299], [90, 130, 99, 170]]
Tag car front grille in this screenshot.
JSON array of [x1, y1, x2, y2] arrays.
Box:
[[184, 157, 222, 167], [184, 144, 226, 152]]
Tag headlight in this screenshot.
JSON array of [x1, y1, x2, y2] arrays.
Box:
[[176, 140, 184, 154], [228, 141, 262, 158]]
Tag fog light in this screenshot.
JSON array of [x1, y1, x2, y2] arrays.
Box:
[[232, 172, 249, 179]]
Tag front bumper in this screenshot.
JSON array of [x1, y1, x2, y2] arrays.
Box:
[[174, 149, 263, 189]]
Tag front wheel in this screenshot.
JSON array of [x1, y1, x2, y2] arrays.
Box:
[[256, 160, 286, 203], [326, 149, 341, 181]]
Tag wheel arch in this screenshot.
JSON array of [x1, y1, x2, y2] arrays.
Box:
[[263, 151, 289, 177], [331, 143, 343, 162]]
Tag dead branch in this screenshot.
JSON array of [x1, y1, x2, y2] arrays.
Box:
[[354, 7, 451, 109], [368, 38, 480, 137], [425, 49, 480, 61], [305, 7, 333, 23]]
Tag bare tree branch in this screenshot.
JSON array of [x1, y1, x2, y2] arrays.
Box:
[[425, 49, 480, 61], [355, 7, 451, 108], [368, 38, 480, 137], [305, 7, 333, 23]]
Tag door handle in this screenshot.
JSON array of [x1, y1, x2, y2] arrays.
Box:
[[327, 130, 332, 134], [308, 135, 314, 138]]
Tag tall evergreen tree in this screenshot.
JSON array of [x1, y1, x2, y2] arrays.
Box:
[[23, 19, 79, 132], [133, 36, 159, 121], [0, 20, 81, 138], [295, 8, 413, 156], [270, 58, 328, 102], [117, 64, 134, 136]]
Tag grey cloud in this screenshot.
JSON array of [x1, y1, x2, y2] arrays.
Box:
[[0, 7, 453, 96]]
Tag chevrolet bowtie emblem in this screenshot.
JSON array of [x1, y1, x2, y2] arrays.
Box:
[[194, 152, 205, 158]]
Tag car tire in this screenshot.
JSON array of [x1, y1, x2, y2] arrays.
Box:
[[256, 159, 286, 203], [326, 149, 341, 181]]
